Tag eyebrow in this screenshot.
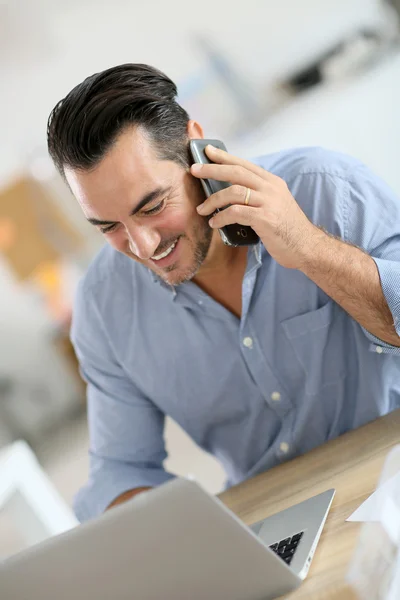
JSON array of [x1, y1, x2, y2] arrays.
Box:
[[87, 186, 172, 226]]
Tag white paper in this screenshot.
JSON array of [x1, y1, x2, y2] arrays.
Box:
[[347, 471, 400, 534], [381, 496, 400, 546], [346, 447, 400, 599], [387, 550, 400, 600]]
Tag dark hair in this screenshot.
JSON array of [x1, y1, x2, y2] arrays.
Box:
[[47, 63, 191, 178]]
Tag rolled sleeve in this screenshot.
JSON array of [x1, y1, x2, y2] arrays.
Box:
[[74, 456, 174, 522], [344, 165, 400, 352], [71, 280, 174, 522], [373, 257, 400, 336]]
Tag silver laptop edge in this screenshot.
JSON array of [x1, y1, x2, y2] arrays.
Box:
[[249, 487, 335, 578], [0, 478, 335, 600]]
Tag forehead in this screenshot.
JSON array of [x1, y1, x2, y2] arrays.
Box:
[[65, 127, 171, 204]]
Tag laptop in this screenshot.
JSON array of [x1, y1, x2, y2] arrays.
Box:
[[0, 478, 335, 600]]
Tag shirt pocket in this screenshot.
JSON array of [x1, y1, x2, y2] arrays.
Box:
[[281, 301, 347, 395]]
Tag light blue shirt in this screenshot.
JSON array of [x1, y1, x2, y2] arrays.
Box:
[[72, 147, 400, 522]]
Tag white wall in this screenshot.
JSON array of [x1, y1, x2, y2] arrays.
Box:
[[234, 49, 400, 194], [0, 0, 385, 185]]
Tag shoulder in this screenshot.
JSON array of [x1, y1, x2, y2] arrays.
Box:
[[80, 244, 132, 290], [255, 147, 364, 234], [78, 244, 145, 300], [255, 146, 399, 246], [254, 146, 364, 183], [73, 245, 149, 332], [71, 245, 171, 364]]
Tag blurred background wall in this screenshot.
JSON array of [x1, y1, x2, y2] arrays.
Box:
[[0, 0, 399, 557]]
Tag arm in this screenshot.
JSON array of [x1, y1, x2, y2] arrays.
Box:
[[106, 487, 152, 510], [71, 279, 174, 522], [298, 225, 399, 346], [193, 146, 400, 350]]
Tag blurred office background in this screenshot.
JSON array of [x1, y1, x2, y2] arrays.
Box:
[[0, 0, 399, 557]]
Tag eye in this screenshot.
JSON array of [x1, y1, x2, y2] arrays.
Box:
[[142, 200, 165, 216], [100, 223, 118, 234]]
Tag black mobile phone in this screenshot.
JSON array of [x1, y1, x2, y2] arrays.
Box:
[[189, 139, 259, 247]]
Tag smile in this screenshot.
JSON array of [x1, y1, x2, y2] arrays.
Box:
[[152, 239, 178, 261]]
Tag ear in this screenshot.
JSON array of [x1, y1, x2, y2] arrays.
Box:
[[187, 120, 204, 139]]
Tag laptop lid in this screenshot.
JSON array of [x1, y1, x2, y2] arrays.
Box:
[[0, 478, 300, 600]]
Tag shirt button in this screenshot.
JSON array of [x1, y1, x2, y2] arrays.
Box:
[[376, 346, 383, 354], [243, 337, 253, 349], [271, 391, 281, 402], [280, 442, 290, 454]]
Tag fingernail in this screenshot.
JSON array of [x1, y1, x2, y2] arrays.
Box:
[[206, 144, 217, 152], [197, 203, 205, 214], [191, 163, 202, 173], [209, 217, 214, 227]]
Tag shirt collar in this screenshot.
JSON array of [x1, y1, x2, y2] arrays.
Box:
[[148, 269, 177, 298], [245, 241, 263, 276]]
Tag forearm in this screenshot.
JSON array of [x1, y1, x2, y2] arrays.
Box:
[[299, 225, 400, 346], [106, 487, 152, 511]]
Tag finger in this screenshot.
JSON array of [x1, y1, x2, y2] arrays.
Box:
[[191, 162, 264, 191], [208, 204, 258, 230], [197, 186, 262, 216], [205, 144, 274, 182]]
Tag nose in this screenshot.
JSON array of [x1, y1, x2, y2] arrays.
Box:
[[126, 222, 160, 260]]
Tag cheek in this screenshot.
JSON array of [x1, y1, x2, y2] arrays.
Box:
[[157, 204, 198, 232]]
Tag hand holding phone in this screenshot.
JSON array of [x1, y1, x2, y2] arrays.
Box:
[[189, 139, 259, 247]]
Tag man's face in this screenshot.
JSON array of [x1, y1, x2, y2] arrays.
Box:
[[65, 127, 213, 286]]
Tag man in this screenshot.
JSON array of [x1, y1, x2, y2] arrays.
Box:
[[47, 64, 400, 522]]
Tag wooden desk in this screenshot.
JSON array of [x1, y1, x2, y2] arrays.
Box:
[[219, 409, 400, 599]]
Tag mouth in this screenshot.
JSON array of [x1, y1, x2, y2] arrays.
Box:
[[150, 237, 180, 268]]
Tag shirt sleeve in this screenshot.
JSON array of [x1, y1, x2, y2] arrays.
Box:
[[70, 280, 175, 522], [343, 165, 400, 354]]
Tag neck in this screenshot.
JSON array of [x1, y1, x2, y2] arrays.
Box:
[[192, 232, 248, 319], [195, 231, 246, 280]]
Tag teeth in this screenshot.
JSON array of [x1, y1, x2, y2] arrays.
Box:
[[152, 240, 177, 261]]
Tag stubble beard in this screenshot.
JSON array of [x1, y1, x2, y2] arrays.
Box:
[[161, 217, 213, 286]]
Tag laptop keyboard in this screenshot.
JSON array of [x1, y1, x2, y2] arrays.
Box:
[[269, 531, 304, 566]]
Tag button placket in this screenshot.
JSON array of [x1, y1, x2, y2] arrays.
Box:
[[240, 327, 293, 416], [243, 336, 253, 349], [279, 442, 290, 454]]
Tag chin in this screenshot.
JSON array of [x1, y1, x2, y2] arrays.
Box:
[[155, 262, 200, 287]]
